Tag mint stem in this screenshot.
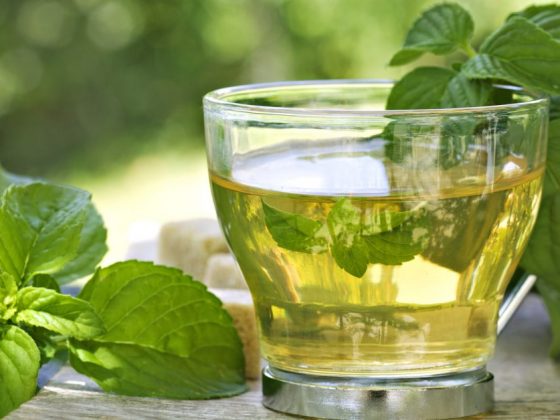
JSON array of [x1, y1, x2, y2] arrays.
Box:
[[462, 43, 477, 58]]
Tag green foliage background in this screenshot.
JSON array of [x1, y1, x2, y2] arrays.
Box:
[[0, 0, 548, 178]]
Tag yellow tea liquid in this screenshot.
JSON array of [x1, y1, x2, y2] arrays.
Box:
[[211, 144, 543, 377]]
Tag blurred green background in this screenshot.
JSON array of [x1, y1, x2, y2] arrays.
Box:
[[0, 0, 551, 260]]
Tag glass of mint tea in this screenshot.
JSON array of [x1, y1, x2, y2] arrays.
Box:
[[203, 80, 548, 418]]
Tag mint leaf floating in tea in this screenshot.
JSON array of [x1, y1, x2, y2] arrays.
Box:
[[69, 261, 247, 399], [0, 325, 40, 417], [262, 201, 328, 253], [14, 287, 105, 340], [263, 198, 427, 278], [462, 17, 560, 94], [327, 199, 372, 278], [389, 3, 475, 66]]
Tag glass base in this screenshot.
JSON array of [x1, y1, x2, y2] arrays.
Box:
[[262, 365, 494, 419]]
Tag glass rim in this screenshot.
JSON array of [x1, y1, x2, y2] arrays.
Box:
[[203, 79, 548, 117]]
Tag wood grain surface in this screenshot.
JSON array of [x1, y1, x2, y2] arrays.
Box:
[[8, 295, 560, 419]]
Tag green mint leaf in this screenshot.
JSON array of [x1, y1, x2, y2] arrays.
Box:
[[0, 325, 40, 417], [544, 119, 560, 198], [462, 17, 560, 95], [536, 280, 560, 358], [31, 274, 61, 292], [70, 261, 247, 399], [364, 226, 428, 266], [0, 272, 17, 298], [0, 171, 107, 284], [327, 199, 368, 276], [21, 326, 58, 365], [0, 272, 17, 321], [15, 287, 105, 340], [0, 183, 90, 282], [509, 4, 560, 40], [360, 207, 413, 235], [330, 237, 370, 278], [51, 203, 108, 285], [387, 67, 493, 111], [390, 3, 474, 66], [326, 199, 425, 277], [262, 201, 328, 253], [0, 165, 33, 194], [386, 67, 455, 109], [441, 73, 493, 108], [521, 192, 560, 286]]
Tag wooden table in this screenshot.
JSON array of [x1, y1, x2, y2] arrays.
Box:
[[8, 295, 560, 419]]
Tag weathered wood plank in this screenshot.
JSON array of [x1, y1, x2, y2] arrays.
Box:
[[8, 295, 560, 419]]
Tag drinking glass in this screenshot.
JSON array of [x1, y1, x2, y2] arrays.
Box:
[[203, 80, 548, 419]]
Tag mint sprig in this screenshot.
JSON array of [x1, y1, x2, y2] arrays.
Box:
[[388, 2, 560, 358], [0, 170, 247, 415], [263, 198, 428, 278]]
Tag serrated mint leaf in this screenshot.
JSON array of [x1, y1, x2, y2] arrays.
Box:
[[69, 340, 245, 399], [387, 67, 455, 110], [521, 192, 560, 287], [0, 325, 40, 417], [544, 119, 560, 198], [387, 67, 493, 114], [390, 3, 474, 66], [441, 73, 493, 108], [0, 166, 33, 195], [52, 203, 108, 285], [0, 183, 90, 282], [262, 201, 328, 253], [31, 274, 61, 292], [0, 170, 107, 284], [70, 261, 247, 399], [509, 4, 560, 40], [15, 287, 105, 340], [536, 280, 560, 358], [462, 17, 560, 95]]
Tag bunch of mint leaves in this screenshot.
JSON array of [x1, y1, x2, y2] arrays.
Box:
[[387, 2, 560, 358], [263, 199, 428, 278], [0, 168, 246, 417]]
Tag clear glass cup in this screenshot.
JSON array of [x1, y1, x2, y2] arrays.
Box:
[[203, 80, 548, 382]]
